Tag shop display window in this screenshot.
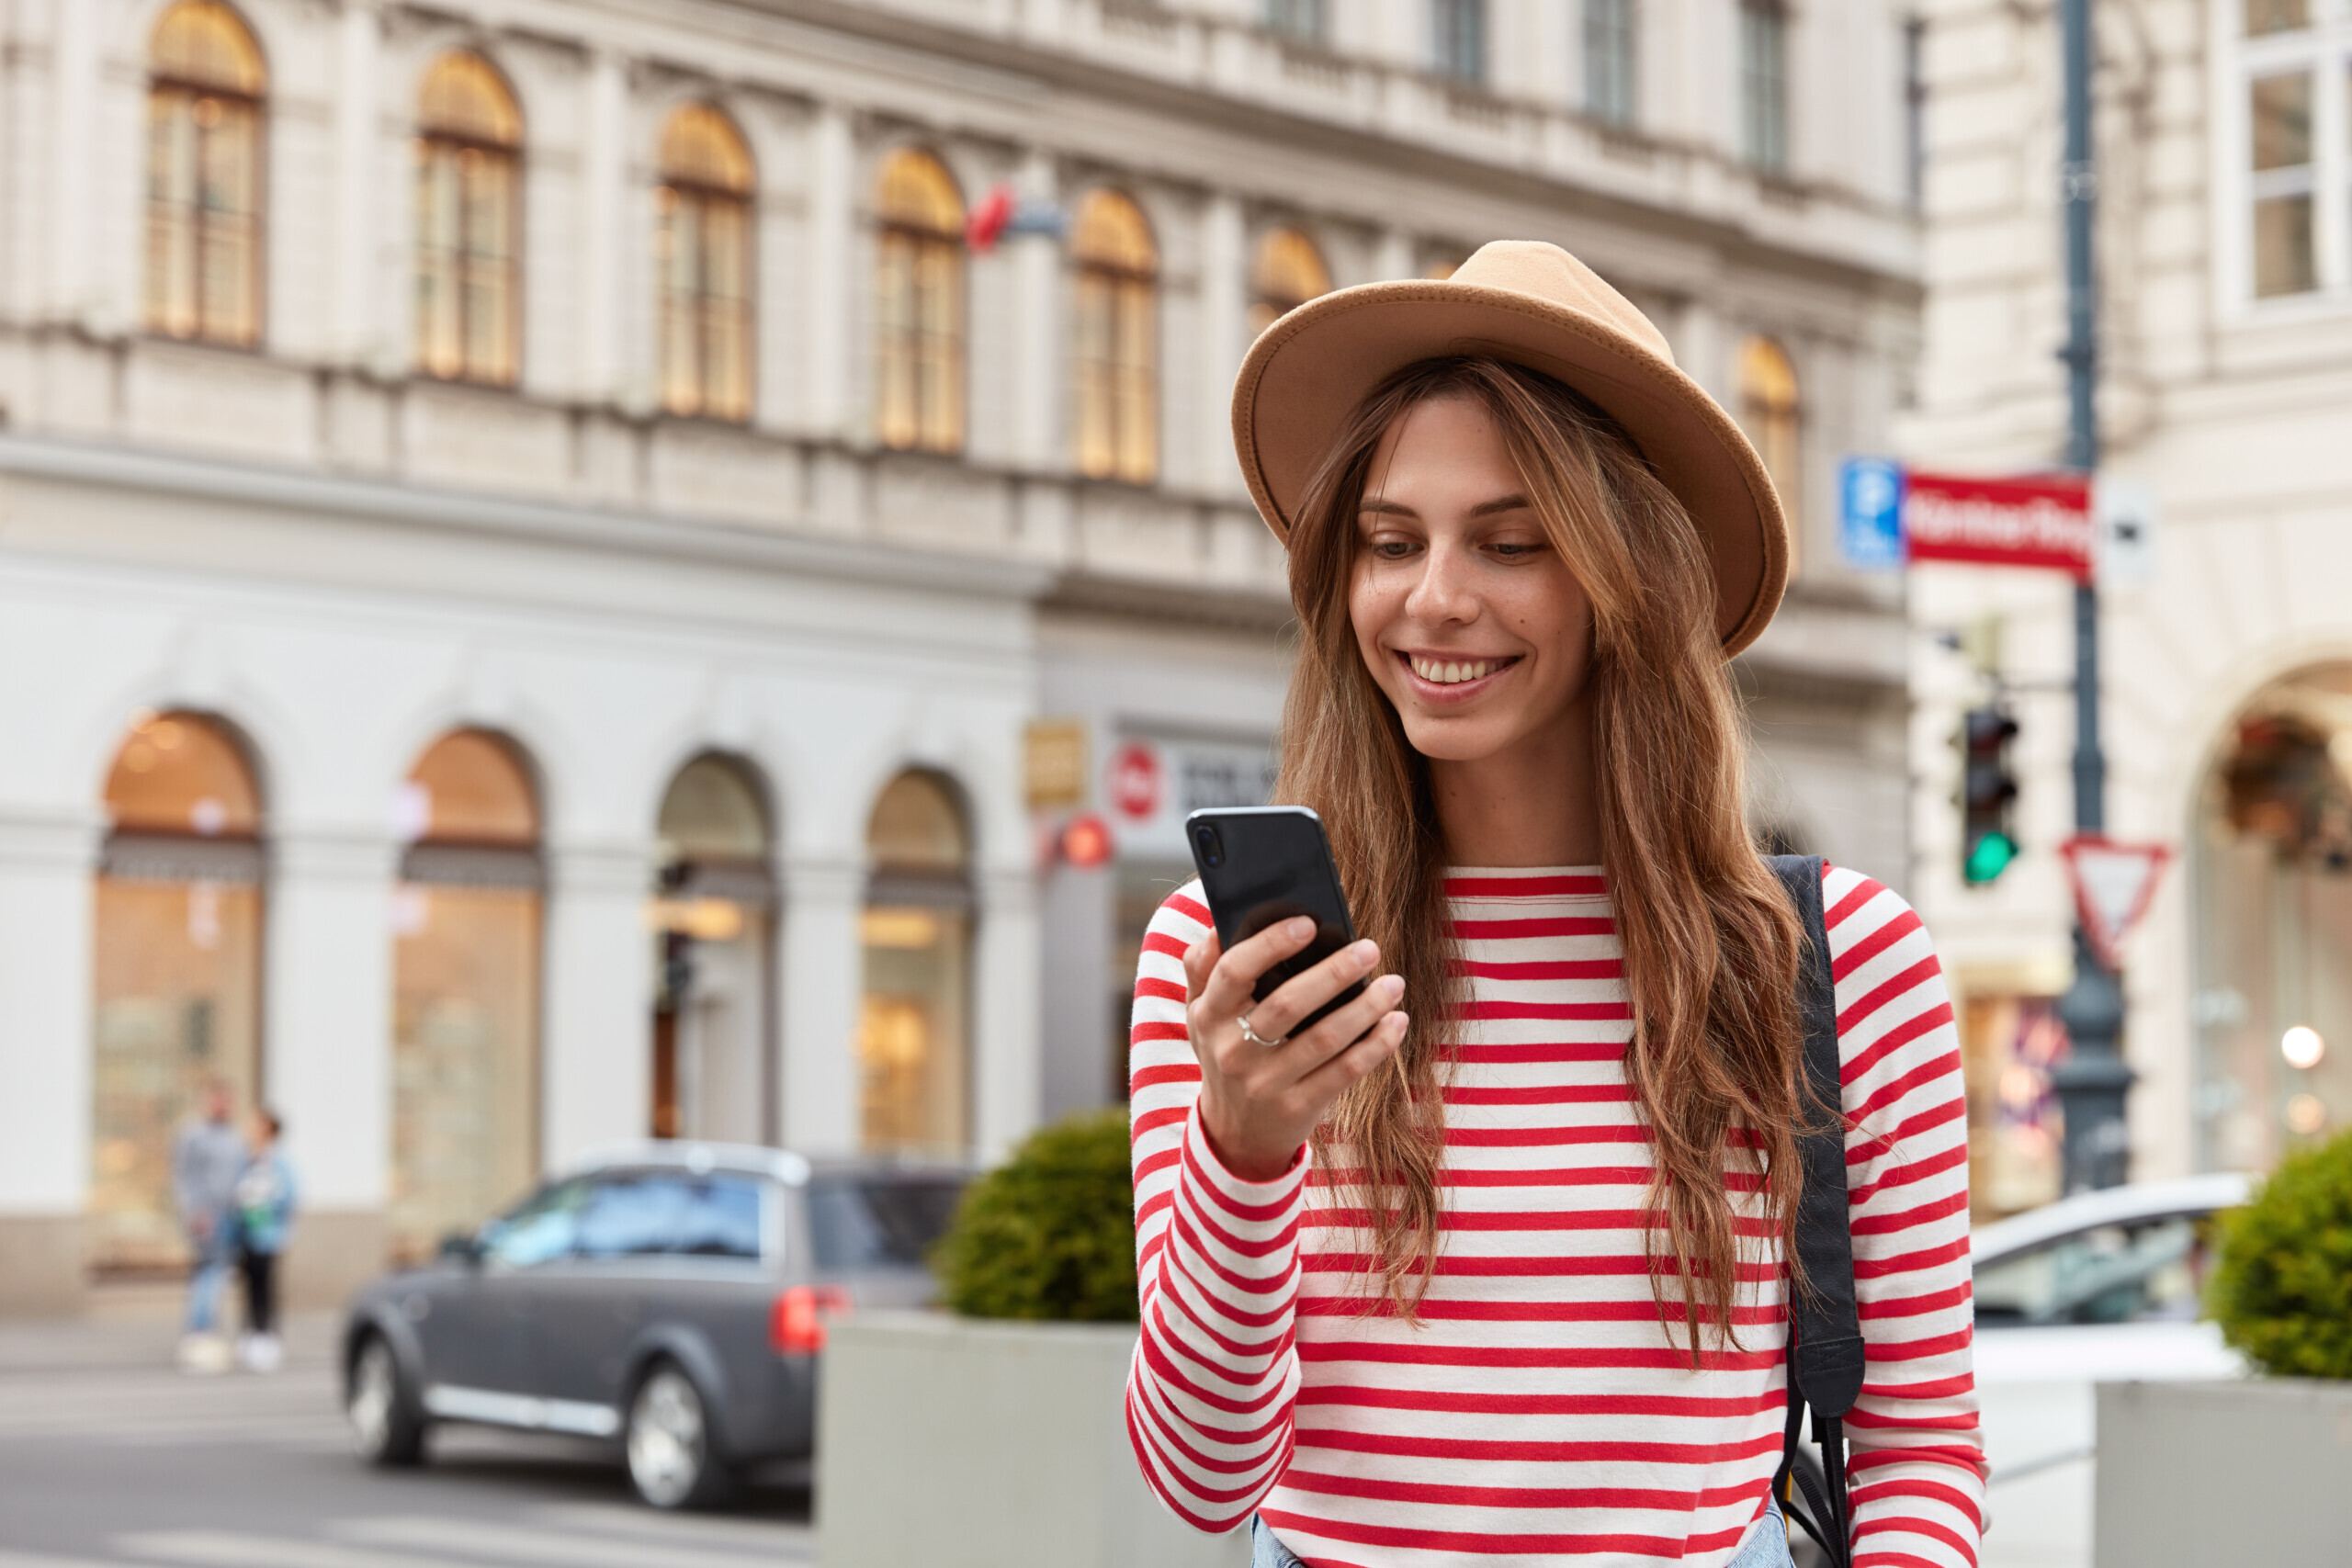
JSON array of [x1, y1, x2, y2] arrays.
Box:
[[649, 753, 775, 1145], [90, 711, 266, 1271], [859, 771, 971, 1155], [1961, 992, 2068, 1218], [2195, 667, 2352, 1172], [390, 729, 541, 1261]]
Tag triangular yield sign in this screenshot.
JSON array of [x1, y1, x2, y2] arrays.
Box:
[[2059, 835, 2174, 969]]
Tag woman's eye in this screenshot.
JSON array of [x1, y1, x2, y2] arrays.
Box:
[[1490, 541, 1541, 559], [1368, 538, 1415, 559]]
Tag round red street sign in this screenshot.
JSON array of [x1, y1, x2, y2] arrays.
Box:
[[1060, 813, 1114, 868], [1108, 742, 1161, 821]]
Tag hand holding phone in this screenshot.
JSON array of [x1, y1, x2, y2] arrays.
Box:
[[1179, 808, 1409, 1182]]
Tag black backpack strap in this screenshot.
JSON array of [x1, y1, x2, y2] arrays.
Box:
[[1766, 854, 1863, 1568]]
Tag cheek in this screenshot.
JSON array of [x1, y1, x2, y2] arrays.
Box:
[[1507, 575, 1596, 674], [1348, 566, 1393, 670]]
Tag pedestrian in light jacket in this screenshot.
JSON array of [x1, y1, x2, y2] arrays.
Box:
[[171, 1080, 245, 1372]]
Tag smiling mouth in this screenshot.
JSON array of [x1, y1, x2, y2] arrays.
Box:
[[1401, 651, 1521, 686]]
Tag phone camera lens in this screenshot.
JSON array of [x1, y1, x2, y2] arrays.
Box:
[[1193, 824, 1224, 869]]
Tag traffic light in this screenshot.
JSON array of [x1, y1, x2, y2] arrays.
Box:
[[1960, 704, 2020, 884]]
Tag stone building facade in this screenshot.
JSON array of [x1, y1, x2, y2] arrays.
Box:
[[0, 0, 1923, 1312], [1906, 0, 2352, 1213]]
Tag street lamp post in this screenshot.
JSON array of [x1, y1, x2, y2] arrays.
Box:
[[2049, 0, 2133, 1191]]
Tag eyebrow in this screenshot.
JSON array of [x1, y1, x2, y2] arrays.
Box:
[[1359, 493, 1535, 520]]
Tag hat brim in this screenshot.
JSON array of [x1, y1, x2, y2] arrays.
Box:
[[1231, 281, 1789, 658]]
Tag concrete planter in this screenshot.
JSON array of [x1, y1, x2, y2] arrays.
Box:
[[816, 1311, 1247, 1568], [2095, 1378, 2352, 1567]]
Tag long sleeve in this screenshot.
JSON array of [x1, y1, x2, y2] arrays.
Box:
[[1125, 886, 1307, 1532], [1823, 866, 1988, 1568]]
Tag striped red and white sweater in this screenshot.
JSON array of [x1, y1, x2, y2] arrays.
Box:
[[1126, 864, 1984, 1568]]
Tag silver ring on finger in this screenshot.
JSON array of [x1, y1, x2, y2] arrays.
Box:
[[1236, 1011, 1287, 1049]]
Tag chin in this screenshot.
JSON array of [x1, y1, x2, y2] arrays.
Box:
[[1396, 718, 1512, 762]]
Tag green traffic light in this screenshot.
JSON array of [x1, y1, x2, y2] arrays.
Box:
[[1964, 830, 2018, 885]]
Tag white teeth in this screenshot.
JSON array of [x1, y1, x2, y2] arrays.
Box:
[[1411, 657, 1499, 685]]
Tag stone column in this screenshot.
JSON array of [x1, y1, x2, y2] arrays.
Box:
[[541, 840, 653, 1169], [1374, 227, 1414, 282], [1198, 192, 1247, 497], [578, 49, 628, 404], [48, 0, 97, 324], [971, 865, 1041, 1163], [1674, 295, 1728, 403], [780, 853, 861, 1156], [1009, 149, 1062, 472], [0, 809, 99, 1315], [805, 104, 856, 440], [332, 3, 382, 363], [266, 828, 397, 1308]]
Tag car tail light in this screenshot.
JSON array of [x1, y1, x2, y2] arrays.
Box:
[[770, 1284, 851, 1355]]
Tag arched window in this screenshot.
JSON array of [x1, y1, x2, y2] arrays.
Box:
[[657, 105, 754, 422], [414, 52, 522, 386], [145, 2, 265, 345], [1250, 227, 1331, 338], [650, 754, 775, 1144], [874, 150, 966, 454], [91, 711, 266, 1271], [390, 729, 541, 1259], [1071, 190, 1158, 485], [1739, 335, 1802, 541], [2192, 671, 2352, 1174], [860, 771, 972, 1154]]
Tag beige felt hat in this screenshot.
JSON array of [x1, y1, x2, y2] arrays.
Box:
[[1230, 240, 1789, 658]]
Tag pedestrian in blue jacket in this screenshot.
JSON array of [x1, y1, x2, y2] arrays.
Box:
[[232, 1109, 296, 1373]]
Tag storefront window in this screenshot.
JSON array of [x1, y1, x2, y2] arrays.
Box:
[[90, 712, 266, 1271], [1960, 993, 2068, 1217], [390, 729, 541, 1259], [2194, 666, 2352, 1171], [859, 771, 971, 1155], [650, 754, 775, 1145]]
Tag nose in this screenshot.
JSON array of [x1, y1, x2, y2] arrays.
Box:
[[1403, 536, 1479, 627]]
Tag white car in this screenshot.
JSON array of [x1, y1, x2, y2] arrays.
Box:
[[1968, 1171, 2253, 1568]]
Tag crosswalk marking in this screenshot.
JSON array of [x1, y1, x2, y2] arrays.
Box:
[[526, 1503, 809, 1549], [108, 1514, 815, 1568], [116, 1534, 450, 1568], [335, 1517, 810, 1568]]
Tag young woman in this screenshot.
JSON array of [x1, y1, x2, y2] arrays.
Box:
[[1126, 244, 1984, 1568]]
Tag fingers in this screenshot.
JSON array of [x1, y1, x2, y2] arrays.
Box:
[[1295, 1010, 1409, 1101], [1248, 937, 1385, 1042], [1193, 916, 1322, 1019], [1284, 973, 1406, 1070], [1181, 929, 1223, 999]]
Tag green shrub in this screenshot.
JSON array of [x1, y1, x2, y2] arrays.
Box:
[[2208, 1128, 2352, 1378], [932, 1108, 1138, 1322]]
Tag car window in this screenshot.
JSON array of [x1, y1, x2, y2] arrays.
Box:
[[1974, 1213, 2211, 1325], [808, 1175, 966, 1269], [675, 1175, 764, 1258], [578, 1172, 765, 1261], [482, 1180, 587, 1270]]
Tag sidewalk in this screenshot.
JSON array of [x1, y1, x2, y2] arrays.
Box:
[[0, 1280, 338, 1375]]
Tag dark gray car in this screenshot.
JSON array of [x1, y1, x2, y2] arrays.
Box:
[[341, 1141, 967, 1507]]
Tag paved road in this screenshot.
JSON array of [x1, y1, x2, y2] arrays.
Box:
[[0, 1312, 814, 1568]]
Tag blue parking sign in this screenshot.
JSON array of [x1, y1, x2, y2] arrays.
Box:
[[1838, 457, 1907, 571]]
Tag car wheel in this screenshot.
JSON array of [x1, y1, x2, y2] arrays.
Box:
[[347, 1333, 424, 1467], [626, 1360, 733, 1509]]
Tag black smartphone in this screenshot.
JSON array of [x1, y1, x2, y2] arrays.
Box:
[[1185, 806, 1366, 1035]]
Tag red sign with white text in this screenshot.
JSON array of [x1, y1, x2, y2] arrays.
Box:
[[1905, 471, 2096, 580], [1107, 742, 1162, 822]]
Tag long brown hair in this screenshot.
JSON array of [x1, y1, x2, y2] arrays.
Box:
[[1277, 355, 1811, 1360]]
